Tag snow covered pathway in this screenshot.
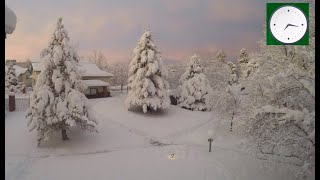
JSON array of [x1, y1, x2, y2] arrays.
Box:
[[5, 93, 297, 180]]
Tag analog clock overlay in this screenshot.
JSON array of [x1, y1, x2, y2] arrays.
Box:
[[270, 6, 307, 44]]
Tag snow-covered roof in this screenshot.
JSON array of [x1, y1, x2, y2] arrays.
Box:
[[5, 65, 28, 77], [79, 60, 114, 77], [83, 80, 109, 87], [31, 62, 43, 72], [31, 60, 114, 77], [5, 5, 17, 34]]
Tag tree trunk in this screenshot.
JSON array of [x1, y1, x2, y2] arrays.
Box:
[[121, 84, 123, 93], [62, 129, 69, 141]]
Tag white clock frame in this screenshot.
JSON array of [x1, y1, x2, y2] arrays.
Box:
[[269, 6, 307, 44]]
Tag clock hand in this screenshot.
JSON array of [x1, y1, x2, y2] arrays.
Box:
[[284, 24, 299, 30]]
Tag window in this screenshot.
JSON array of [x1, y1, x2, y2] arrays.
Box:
[[85, 89, 90, 95], [98, 87, 103, 93], [90, 88, 97, 95]]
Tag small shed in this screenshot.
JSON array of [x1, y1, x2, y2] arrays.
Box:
[[83, 80, 110, 99]]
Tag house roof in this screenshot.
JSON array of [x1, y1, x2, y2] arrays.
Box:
[[79, 61, 114, 77], [83, 80, 110, 87], [31, 60, 114, 77], [5, 65, 28, 77], [5, 5, 17, 34]]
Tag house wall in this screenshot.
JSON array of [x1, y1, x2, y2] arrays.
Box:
[[32, 71, 41, 87], [85, 86, 110, 99], [19, 70, 32, 87]]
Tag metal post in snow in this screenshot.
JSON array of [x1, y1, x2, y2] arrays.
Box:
[[208, 138, 213, 152]]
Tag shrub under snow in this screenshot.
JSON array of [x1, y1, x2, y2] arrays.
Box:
[[176, 54, 213, 111], [244, 105, 314, 179], [5, 63, 24, 94], [125, 29, 170, 113]]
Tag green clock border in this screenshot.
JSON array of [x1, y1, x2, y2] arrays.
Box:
[[266, 3, 309, 45]]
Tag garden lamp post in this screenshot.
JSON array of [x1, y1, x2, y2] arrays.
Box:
[[208, 130, 213, 152]]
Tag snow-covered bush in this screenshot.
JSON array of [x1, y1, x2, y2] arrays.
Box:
[[175, 54, 213, 111], [240, 2, 315, 178], [5, 63, 24, 94], [244, 106, 314, 179], [26, 18, 97, 146], [125, 29, 170, 113]]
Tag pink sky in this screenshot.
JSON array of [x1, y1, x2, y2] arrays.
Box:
[[5, 0, 265, 64]]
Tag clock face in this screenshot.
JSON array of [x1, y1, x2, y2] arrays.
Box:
[[269, 6, 307, 44]]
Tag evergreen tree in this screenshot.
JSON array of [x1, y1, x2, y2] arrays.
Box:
[[125, 29, 170, 113], [176, 54, 213, 111], [238, 48, 249, 65], [5, 63, 20, 93], [26, 18, 97, 146], [238, 48, 251, 77], [216, 50, 226, 62]]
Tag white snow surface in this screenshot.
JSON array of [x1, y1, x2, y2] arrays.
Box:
[[31, 60, 114, 77], [5, 65, 28, 77], [83, 80, 109, 87], [6, 93, 299, 180], [5, 4, 17, 34]]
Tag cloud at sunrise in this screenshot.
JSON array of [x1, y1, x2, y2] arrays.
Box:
[[5, 0, 266, 64]]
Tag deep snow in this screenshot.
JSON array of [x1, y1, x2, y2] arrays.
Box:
[[5, 92, 298, 180]]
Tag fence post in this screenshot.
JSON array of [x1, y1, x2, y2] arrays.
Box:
[[9, 95, 15, 112]]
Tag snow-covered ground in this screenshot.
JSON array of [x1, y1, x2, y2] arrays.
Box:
[[6, 93, 298, 180]]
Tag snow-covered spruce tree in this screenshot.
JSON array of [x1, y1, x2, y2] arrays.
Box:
[[125, 29, 170, 113], [176, 54, 213, 111], [26, 18, 97, 146], [238, 48, 251, 77], [216, 50, 226, 62], [238, 48, 249, 65], [5, 63, 21, 93]]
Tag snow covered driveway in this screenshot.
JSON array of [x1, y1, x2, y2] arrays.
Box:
[[5, 94, 297, 180]]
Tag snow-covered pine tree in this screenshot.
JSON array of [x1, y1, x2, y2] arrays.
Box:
[[216, 50, 226, 62], [176, 54, 213, 111], [26, 18, 97, 146], [238, 48, 251, 77], [125, 29, 170, 113], [5, 63, 19, 93], [227, 61, 240, 84], [238, 48, 249, 65]]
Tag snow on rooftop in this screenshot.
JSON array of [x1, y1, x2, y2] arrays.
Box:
[[31, 60, 114, 77], [5, 5, 17, 34], [5, 65, 28, 77], [83, 80, 109, 87], [79, 61, 114, 77]]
